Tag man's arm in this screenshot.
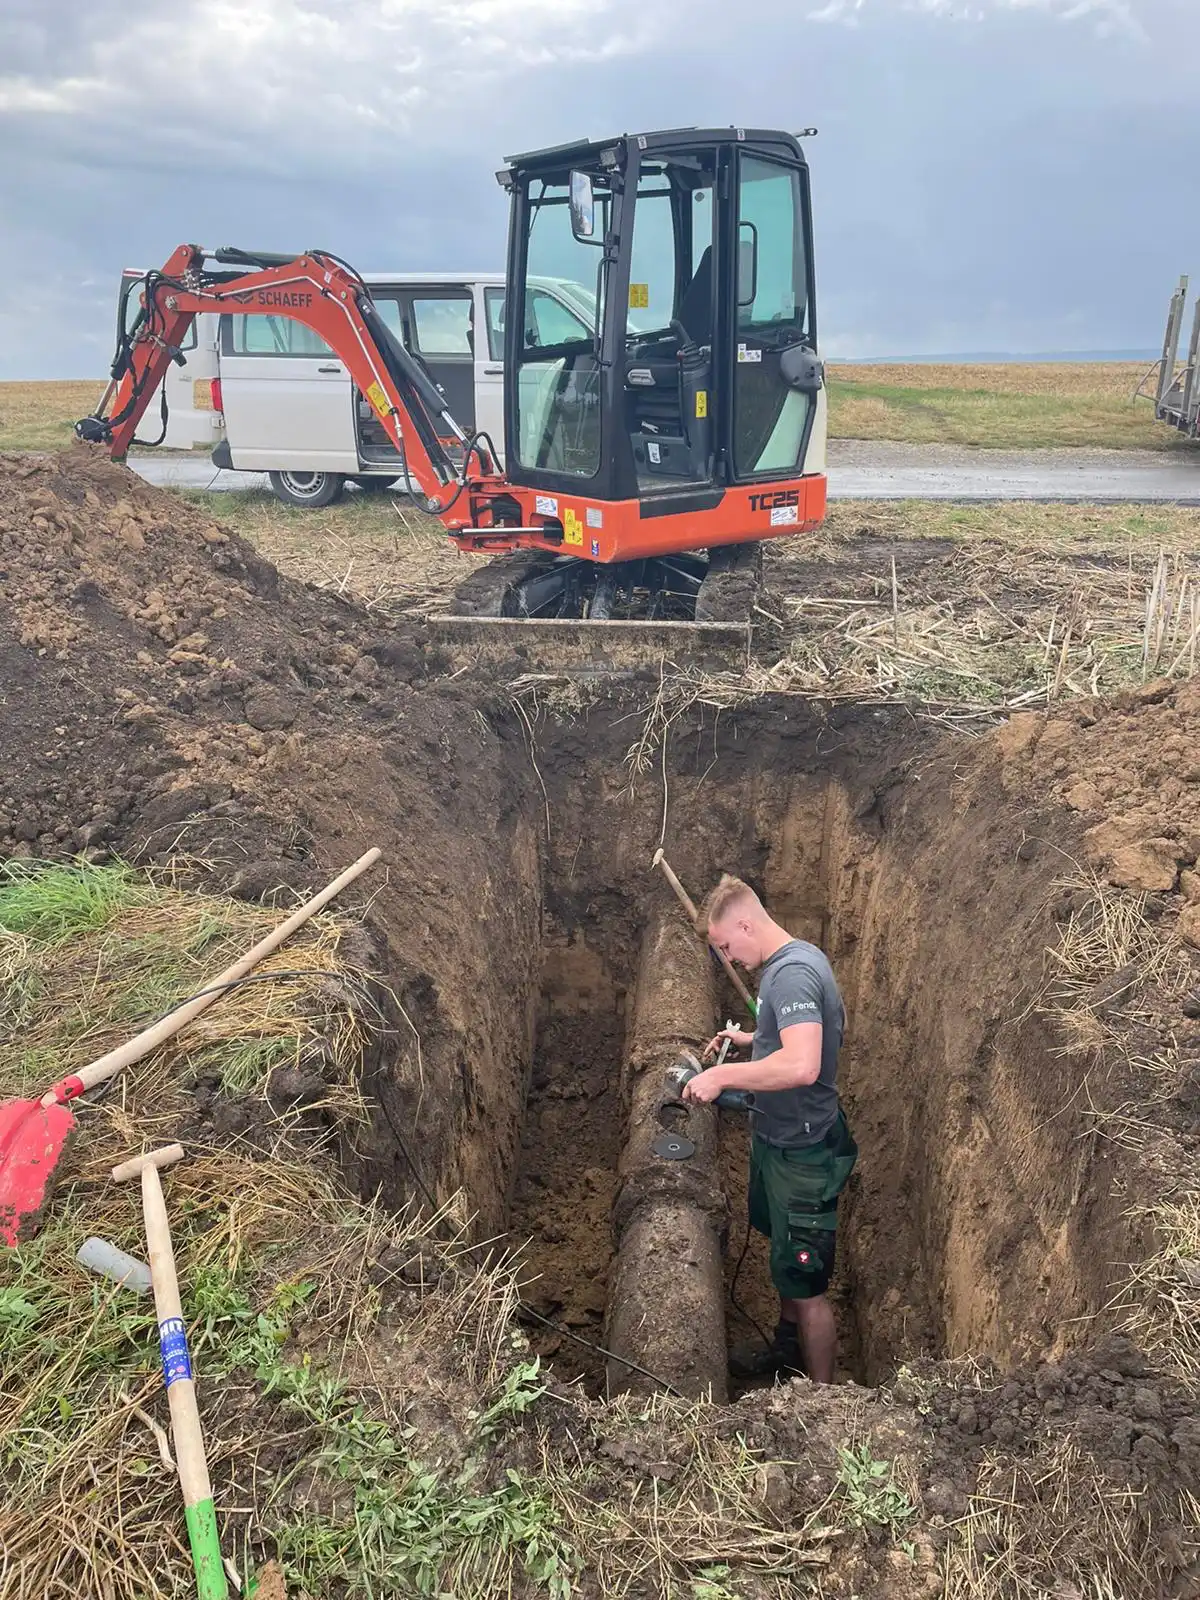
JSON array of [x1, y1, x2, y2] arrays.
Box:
[[682, 1022, 821, 1102]]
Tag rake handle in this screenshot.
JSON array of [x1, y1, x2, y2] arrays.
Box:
[[41, 847, 382, 1107], [651, 850, 758, 1019]]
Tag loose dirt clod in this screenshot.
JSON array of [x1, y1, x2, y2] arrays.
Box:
[[2, 447, 1199, 1598]]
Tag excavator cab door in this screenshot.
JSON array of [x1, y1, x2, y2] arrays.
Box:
[[499, 128, 821, 518]]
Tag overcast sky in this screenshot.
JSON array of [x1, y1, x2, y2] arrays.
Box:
[[2, 0, 1198, 377]]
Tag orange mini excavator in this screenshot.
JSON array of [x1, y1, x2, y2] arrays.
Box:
[[79, 126, 827, 623]]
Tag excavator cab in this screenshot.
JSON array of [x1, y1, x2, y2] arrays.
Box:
[[497, 128, 824, 534]]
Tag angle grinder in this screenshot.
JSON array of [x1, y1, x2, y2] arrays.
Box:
[[653, 1039, 755, 1160], [665, 1036, 756, 1114]]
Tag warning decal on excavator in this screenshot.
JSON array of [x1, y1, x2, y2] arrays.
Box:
[[629, 283, 650, 310], [563, 508, 584, 546], [695, 390, 708, 418], [365, 382, 391, 421]]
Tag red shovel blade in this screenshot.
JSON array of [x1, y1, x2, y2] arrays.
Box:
[[0, 1099, 78, 1247]]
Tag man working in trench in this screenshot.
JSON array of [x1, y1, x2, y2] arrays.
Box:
[[681, 874, 857, 1383]]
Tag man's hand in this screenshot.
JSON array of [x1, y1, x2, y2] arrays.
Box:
[[681, 1066, 729, 1104], [703, 1025, 754, 1060]]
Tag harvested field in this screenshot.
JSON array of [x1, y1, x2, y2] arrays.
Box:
[[1, 446, 1199, 1599], [827, 361, 1183, 451], [5, 366, 1187, 459], [0, 381, 108, 453]]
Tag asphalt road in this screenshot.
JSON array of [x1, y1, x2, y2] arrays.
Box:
[[127, 439, 1200, 505]]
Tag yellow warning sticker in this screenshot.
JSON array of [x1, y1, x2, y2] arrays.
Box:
[[695, 390, 708, 419], [193, 379, 213, 412], [366, 381, 391, 420], [629, 283, 650, 310], [563, 508, 584, 546]]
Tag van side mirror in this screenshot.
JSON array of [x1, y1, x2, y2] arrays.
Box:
[[737, 223, 758, 308], [569, 171, 596, 241]]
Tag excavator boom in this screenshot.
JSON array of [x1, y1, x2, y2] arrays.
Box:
[[80, 245, 492, 521]]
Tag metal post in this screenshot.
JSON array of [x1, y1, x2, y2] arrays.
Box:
[[1156, 274, 1188, 414]]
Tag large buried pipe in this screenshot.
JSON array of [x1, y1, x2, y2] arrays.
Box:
[[605, 909, 729, 1400]]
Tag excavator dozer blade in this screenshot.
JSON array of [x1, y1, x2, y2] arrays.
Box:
[[424, 615, 751, 678]]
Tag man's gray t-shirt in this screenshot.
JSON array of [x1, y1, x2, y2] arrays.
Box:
[[748, 939, 844, 1148]]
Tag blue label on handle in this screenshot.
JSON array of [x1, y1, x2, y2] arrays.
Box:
[[159, 1316, 193, 1388]]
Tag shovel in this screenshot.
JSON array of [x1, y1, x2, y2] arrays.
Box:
[[0, 847, 381, 1246]]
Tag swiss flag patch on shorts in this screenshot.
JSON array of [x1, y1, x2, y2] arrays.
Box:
[[797, 1248, 812, 1265]]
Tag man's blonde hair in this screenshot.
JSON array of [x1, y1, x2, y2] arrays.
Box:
[[695, 873, 762, 935]]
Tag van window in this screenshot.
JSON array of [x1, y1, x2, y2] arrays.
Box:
[[528, 289, 590, 349], [485, 288, 505, 360], [487, 286, 590, 361], [411, 297, 472, 356], [229, 316, 334, 357], [371, 296, 405, 340], [120, 276, 196, 349]]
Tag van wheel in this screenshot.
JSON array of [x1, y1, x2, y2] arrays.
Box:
[[269, 470, 345, 508], [352, 476, 399, 493]]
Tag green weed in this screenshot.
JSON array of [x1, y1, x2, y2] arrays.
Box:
[[835, 1441, 917, 1541], [474, 1356, 546, 1437]]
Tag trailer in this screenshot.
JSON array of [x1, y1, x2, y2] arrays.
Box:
[[1146, 274, 1200, 439]]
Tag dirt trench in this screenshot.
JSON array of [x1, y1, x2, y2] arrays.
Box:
[[393, 697, 1172, 1402]]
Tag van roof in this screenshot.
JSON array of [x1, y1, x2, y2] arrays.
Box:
[[122, 267, 505, 285]]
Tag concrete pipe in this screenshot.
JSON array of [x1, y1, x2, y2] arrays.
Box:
[[605, 909, 729, 1400]]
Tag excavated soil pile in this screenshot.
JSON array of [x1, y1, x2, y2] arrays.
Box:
[[0, 447, 431, 862], [3, 448, 1200, 1596]]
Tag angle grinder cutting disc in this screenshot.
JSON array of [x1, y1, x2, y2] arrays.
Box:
[[651, 1131, 695, 1160]]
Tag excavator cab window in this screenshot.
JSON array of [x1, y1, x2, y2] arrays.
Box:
[[622, 150, 718, 489], [732, 154, 815, 478], [511, 174, 609, 479]]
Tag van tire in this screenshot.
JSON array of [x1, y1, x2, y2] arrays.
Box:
[[269, 470, 345, 508]]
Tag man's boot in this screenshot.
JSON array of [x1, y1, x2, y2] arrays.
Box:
[[729, 1319, 804, 1379]]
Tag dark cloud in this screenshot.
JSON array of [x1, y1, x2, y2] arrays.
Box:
[[2, 0, 1198, 375]]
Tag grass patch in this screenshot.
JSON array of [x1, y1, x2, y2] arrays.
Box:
[[0, 861, 363, 1116], [181, 486, 480, 618], [0, 859, 155, 943], [827, 362, 1184, 451]]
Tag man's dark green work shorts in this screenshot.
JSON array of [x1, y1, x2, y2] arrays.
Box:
[[748, 1109, 858, 1300]]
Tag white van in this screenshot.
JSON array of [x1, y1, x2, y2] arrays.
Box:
[[117, 268, 599, 506]]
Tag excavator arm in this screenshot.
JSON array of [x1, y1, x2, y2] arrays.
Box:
[[78, 244, 500, 519]]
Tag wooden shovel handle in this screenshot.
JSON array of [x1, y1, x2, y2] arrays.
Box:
[[651, 850, 758, 1018], [45, 847, 381, 1104], [139, 1161, 229, 1599]]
